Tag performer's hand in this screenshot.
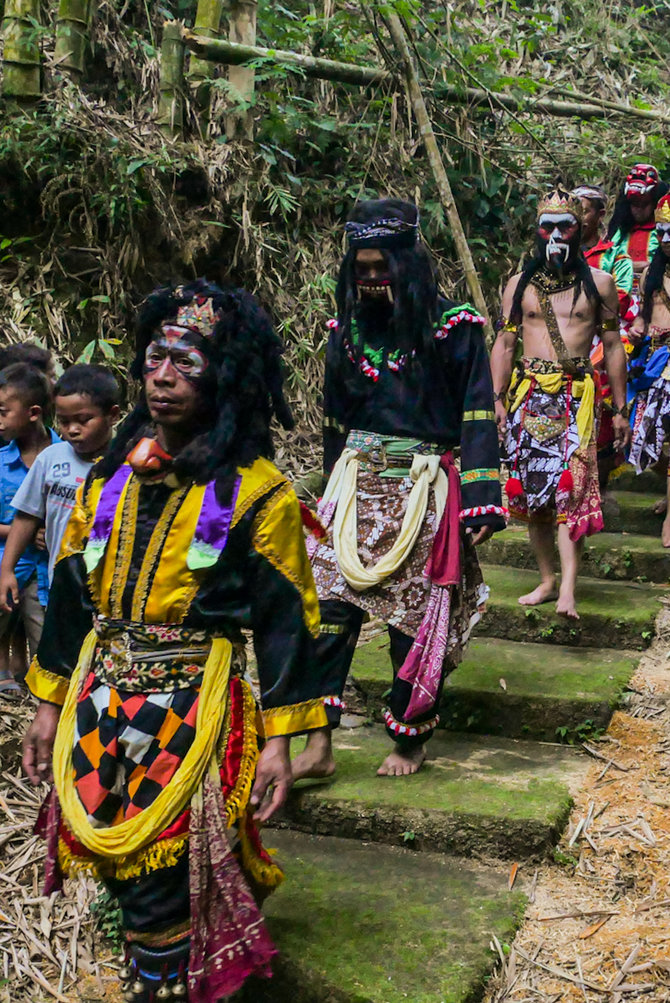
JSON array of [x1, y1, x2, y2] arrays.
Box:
[[469, 525, 495, 546], [628, 319, 645, 346], [34, 528, 46, 551], [22, 702, 61, 785], [0, 569, 19, 613], [494, 400, 507, 440], [251, 735, 293, 824], [612, 413, 632, 451]]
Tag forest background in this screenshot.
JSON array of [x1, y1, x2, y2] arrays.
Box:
[[0, 0, 669, 452]]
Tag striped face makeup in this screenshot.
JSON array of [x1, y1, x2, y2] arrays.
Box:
[[144, 328, 209, 384]]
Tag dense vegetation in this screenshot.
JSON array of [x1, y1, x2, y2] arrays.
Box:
[[0, 0, 669, 430]]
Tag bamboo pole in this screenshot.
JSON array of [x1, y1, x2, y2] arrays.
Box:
[[226, 0, 257, 140], [384, 13, 492, 334], [157, 20, 186, 140], [180, 31, 670, 125], [187, 0, 224, 121], [54, 0, 93, 80], [1, 0, 40, 99]]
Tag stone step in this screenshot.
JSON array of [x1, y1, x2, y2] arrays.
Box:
[[351, 635, 638, 741], [276, 725, 586, 860], [477, 565, 661, 649], [242, 830, 524, 1003], [609, 464, 665, 494], [479, 527, 670, 583], [605, 491, 665, 536]]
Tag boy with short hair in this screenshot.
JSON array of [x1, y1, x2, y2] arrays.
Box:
[[0, 363, 57, 692], [0, 365, 120, 618]]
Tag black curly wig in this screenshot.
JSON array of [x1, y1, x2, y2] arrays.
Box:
[[640, 245, 670, 326], [336, 199, 439, 361], [96, 279, 294, 493]]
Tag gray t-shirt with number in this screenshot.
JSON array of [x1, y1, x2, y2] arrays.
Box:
[[11, 441, 93, 582]]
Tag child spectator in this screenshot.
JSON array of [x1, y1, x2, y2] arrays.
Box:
[[0, 363, 57, 693], [0, 343, 55, 386], [0, 366, 120, 630]]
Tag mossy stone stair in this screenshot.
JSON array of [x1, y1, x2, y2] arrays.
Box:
[[259, 485, 662, 1002]]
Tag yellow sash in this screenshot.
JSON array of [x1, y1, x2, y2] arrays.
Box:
[[508, 369, 595, 450], [53, 631, 232, 859], [324, 449, 448, 592]]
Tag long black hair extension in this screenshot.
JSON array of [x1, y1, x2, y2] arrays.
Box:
[[606, 180, 668, 241], [336, 199, 439, 361], [96, 279, 294, 495], [641, 245, 668, 325], [509, 248, 603, 329]]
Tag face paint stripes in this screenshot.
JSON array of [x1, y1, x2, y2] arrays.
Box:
[[144, 335, 209, 384]]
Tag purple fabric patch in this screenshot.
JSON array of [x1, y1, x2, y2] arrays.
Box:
[[187, 477, 241, 570], [84, 465, 132, 573]]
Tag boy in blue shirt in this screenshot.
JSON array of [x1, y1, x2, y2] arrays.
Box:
[[0, 363, 58, 693]]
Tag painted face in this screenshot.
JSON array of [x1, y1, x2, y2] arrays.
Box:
[[624, 164, 659, 204], [143, 327, 209, 384], [656, 222, 670, 256], [537, 213, 580, 268], [354, 248, 393, 302]]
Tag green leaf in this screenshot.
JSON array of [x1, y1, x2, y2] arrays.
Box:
[[77, 341, 96, 364], [98, 340, 115, 359]]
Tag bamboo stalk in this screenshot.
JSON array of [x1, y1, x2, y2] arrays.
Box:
[[54, 0, 93, 80], [180, 32, 670, 124], [157, 20, 186, 140], [1, 0, 41, 99], [187, 0, 224, 120], [226, 0, 257, 140], [384, 13, 492, 335]]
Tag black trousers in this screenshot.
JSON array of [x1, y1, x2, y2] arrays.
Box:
[[316, 599, 447, 748]]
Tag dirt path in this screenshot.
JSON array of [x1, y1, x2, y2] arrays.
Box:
[[484, 604, 670, 1003]]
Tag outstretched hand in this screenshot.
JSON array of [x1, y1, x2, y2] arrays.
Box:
[[250, 735, 293, 824], [22, 702, 61, 785]]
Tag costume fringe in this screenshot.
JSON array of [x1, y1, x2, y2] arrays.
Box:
[[238, 823, 284, 891], [225, 682, 260, 828]]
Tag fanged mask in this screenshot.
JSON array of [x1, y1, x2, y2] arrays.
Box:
[[624, 164, 660, 204], [355, 277, 394, 303], [537, 212, 580, 270]]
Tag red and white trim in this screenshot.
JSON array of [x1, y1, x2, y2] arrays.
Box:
[[326, 318, 339, 330], [434, 311, 486, 340], [383, 709, 439, 737], [324, 695, 345, 710], [460, 504, 509, 523]]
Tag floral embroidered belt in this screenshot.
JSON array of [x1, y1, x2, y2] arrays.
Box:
[[518, 356, 593, 380], [92, 616, 245, 693], [346, 429, 449, 478]]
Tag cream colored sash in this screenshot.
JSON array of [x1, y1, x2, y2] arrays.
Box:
[[324, 449, 448, 592]]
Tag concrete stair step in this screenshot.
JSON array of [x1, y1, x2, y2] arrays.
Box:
[[351, 635, 638, 741], [605, 491, 666, 536], [479, 527, 670, 583], [477, 565, 661, 649], [242, 830, 524, 1003], [276, 724, 586, 860]]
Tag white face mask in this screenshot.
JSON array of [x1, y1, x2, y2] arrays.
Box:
[[538, 213, 579, 267], [656, 223, 670, 245]]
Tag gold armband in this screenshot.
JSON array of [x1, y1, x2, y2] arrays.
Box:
[[501, 318, 518, 334], [600, 317, 618, 332]]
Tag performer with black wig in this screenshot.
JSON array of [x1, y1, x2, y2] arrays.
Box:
[[21, 280, 332, 1001], [492, 189, 630, 620], [293, 198, 506, 780], [628, 193, 670, 546], [607, 163, 668, 285]]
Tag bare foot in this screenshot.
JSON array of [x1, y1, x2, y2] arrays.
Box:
[[556, 592, 579, 620], [377, 743, 426, 777], [291, 729, 336, 781], [662, 516, 670, 549], [653, 497, 667, 516], [518, 579, 558, 607]]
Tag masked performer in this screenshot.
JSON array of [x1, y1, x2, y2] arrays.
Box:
[[21, 280, 332, 1002], [292, 198, 505, 781], [574, 183, 634, 494], [607, 164, 667, 286], [491, 190, 630, 620], [628, 194, 670, 545]]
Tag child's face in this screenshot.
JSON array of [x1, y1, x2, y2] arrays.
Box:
[[55, 393, 119, 460], [0, 387, 38, 442]]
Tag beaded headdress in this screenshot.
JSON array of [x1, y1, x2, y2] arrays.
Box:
[[655, 193, 670, 225], [536, 189, 583, 223], [345, 216, 419, 250], [161, 292, 220, 339]]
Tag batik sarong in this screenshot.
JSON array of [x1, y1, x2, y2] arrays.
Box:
[[504, 358, 603, 541], [629, 334, 670, 472]]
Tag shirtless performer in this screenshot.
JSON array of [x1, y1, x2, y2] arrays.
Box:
[[628, 193, 670, 546], [491, 189, 630, 619]]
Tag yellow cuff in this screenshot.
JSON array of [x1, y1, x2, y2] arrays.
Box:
[[262, 697, 328, 738], [25, 657, 70, 706]]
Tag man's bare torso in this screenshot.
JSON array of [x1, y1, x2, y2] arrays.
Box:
[[640, 268, 670, 332], [507, 267, 616, 359]]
